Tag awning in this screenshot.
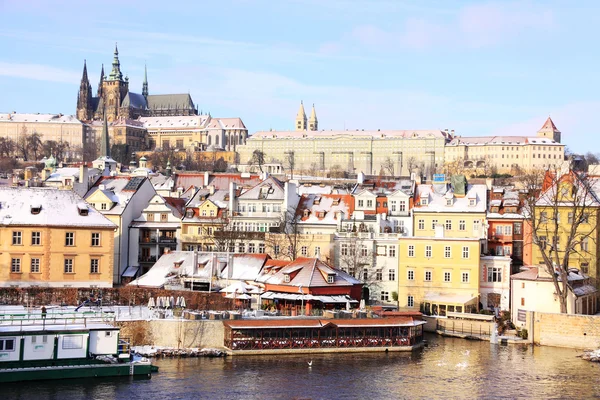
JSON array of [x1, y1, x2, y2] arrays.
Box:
[[424, 293, 478, 305], [122, 266, 139, 278], [260, 291, 358, 304]]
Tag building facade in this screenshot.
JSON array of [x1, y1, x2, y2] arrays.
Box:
[[0, 187, 116, 288]]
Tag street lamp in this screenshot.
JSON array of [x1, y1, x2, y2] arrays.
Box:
[[298, 284, 304, 317]]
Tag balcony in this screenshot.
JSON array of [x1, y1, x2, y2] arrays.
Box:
[[139, 256, 157, 264]]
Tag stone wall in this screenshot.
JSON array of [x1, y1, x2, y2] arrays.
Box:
[[0, 287, 233, 311], [118, 320, 225, 349], [531, 312, 600, 349]]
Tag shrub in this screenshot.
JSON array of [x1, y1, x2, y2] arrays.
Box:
[[519, 328, 528, 339]]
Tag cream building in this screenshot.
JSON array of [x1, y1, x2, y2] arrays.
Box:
[[445, 117, 565, 174], [0, 113, 86, 159]]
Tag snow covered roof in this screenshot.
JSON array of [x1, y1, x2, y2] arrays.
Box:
[[0, 112, 82, 125], [0, 187, 116, 228], [251, 129, 449, 140], [218, 254, 270, 281], [85, 176, 148, 215], [238, 176, 285, 200], [297, 194, 354, 226], [414, 183, 487, 213], [257, 257, 360, 287]]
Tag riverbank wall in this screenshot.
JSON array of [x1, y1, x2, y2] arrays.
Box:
[[118, 320, 225, 349], [530, 312, 600, 349]]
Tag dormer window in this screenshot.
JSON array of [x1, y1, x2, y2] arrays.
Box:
[[303, 209, 310, 218], [446, 198, 453, 206], [421, 198, 428, 206], [327, 274, 334, 284], [318, 211, 326, 218], [332, 198, 340, 205], [186, 209, 194, 218], [469, 198, 476, 206], [76, 203, 88, 216], [30, 205, 41, 215], [284, 274, 290, 283], [314, 197, 321, 205]]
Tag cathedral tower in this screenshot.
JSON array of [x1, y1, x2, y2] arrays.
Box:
[[537, 117, 561, 143], [102, 43, 129, 121], [97, 64, 104, 98], [308, 103, 318, 131], [295, 101, 307, 131], [142, 64, 149, 98], [76, 60, 93, 121]]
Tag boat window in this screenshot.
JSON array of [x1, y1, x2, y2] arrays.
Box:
[[0, 337, 16, 351], [62, 335, 83, 349]]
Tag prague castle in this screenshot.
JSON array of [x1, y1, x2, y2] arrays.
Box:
[[76, 44, 198, 122]]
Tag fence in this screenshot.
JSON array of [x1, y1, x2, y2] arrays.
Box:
[[436, 319, 492, 337]]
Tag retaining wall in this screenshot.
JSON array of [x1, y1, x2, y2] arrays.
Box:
[[118, 319, 225, 349], [531, 312, 600, 349]]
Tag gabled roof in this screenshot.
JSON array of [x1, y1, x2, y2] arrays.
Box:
[[0, 187, 116, 228], [258, 257, 361, 287], [297, 194, 354, 225], [85, 176, 149, 215], [539, 117, 560, 132], [414, 183, 487, 213], [238, 176, 285, 200]]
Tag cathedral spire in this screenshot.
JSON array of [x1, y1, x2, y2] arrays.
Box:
[[142, 63, 149, 97], [308, 103, 318, 131], [81, 59, 89, 82], [97, 64, 104, 97], [295, 101, 307, 131], [100, 112, 110, 158], [107, 42, 123, 81], [76, 60, 92, 120]]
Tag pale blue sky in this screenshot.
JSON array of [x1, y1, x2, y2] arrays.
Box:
[[0, 0, 599, 152]]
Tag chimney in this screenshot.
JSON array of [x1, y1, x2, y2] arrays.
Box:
[[192, 251, 198, 275], [209, 185, 215, 195], [229, 182, 236, 216], [204, 171, 210, 186], [227, 254, 234, 280]]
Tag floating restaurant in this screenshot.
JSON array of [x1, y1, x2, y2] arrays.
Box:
[[223, 317, 425, 355]]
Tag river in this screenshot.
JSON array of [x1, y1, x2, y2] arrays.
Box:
[[4, 335, 600, 399]]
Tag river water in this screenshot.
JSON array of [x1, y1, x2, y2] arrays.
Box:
[[4, 335, 600, 399]]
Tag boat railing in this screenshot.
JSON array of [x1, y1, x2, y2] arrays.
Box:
[[0, 311, 117, 330]]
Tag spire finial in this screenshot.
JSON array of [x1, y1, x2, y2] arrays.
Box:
[[142, 63, 149, 97]]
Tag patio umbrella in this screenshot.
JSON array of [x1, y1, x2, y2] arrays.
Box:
[[176, 296, 181, 307], [346, 300, 351, 311], [359, 299, 366, 311], [180, 297, 186, 308], [148, 297, 155, 308], [170, 296, 175, 308]]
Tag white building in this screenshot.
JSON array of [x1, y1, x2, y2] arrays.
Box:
[[479, 255, 512, 311]]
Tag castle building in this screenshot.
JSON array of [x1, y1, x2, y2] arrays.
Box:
[[76, 44, 198, 123]]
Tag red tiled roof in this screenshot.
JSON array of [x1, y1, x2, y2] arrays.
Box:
[[224, 317, 417, 330]]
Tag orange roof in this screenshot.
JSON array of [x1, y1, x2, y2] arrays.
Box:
[[224, 317, 419, 330], [539, 116, 559, 132]]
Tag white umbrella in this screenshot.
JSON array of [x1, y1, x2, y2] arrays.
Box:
[[221, 281, 248, 294], [346, 300, 351, 311], [180, 297, 186, 308], [176, 296, 181, 307], [359, 299, 366, 311], [148, 297, 155, 308], [226, 293, 251, 300], [170, 296, 175, 309]]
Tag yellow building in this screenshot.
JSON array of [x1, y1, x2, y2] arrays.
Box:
[[0, 187, 116, 288], [531, 172, 600, 282], [445, 117, 565, 174], [413, 181, 487, 242], [398, 237, 481, 314]]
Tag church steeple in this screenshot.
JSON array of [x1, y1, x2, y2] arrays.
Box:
[[308, 103, 318, 131], [537, 116, 561, 143], [76, 60, 92, 120], [295, 101, 307, 131], [100, 112, 110, 158], [142, 64, 149, 98], [97, 64, 104, 97], [107, 43, 123, 81]]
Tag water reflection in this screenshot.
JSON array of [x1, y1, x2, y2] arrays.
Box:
[[4, 335, 599, 400]]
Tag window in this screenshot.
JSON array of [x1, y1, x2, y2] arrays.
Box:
[[31, 231, 41, 245], [496, 225, 503, 236], [521, 298, 525, 306], [91, 233, 100, 246], [504, 226, 512, 235], [407, 296, 414, 307], [425, 271, 432, 282], [425, 245, 432, 258], [201, 210, 207, 216], [473, 220, 481, 233], [514, 222, 522, 235], [376, 270, 382, 281], [445, 220, 452, 230], [366, 200, 373, 208], [10, 258, 21, 273], [568, 212, 574, 224], [30, 258, 40, 273], [160, 213, 168, 222], [259, 243, 265, 253], [327, 275, 334, 284], [390, 201, 397, 212], [388, 269, 395, 281], [581, 237, 589, 252], [147, 213, 154, 221], [399, 201, 406, 212], [444, 272, 451, 282], [274, 245, 280, 255], [408, 245, 415, 257], [380, 291, 389, 301], [301, 246, 308, 256], [362, 268, 368, 280], [540, 212, 548, 223], [65, 232, 74, 246], [581, 263, 589, 274], [431, 219, 438, 230], [210, 210, 215, 217], [341, 243, 348, 256], [462, 272, 469, 283], [462, 246, 469, 259], [459, 220, 466, 231], [361, 246, 368, 257], [581, 214, 590, 224], [407, 270, 414, 280], [418, 219, 425, 230], [248, 243, 256, 253], [389, 246, 396, 257], [12, 231, 22, 245], [101, 203, 107, 210], [0, 338, 16, 352], [90, 259, 99, 274], [284, 274, 290, 283], [487, 267, 502, 282], [64, 259, 73, 273], [62, 335, 83, 350], [358, 200, 364, 207], [444, 246, 451, 258]]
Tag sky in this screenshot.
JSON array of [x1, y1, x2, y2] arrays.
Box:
[[0, 0, 599, 153]]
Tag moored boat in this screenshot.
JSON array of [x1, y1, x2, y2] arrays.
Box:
[[0, 311, 158, 383]]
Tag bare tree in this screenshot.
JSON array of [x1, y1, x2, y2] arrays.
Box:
[[249, 150, 265, 173], [382, 157, 395, 177], [284, 150, 295, 179], [329, 164, 345, 178], [26, 133, 43, 161], [406, 157, 418, 174], [0, 137, 15, 158], [265, 205, 312, 261], [43, 140, 70, 162], [522, 168, 598, 313]]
